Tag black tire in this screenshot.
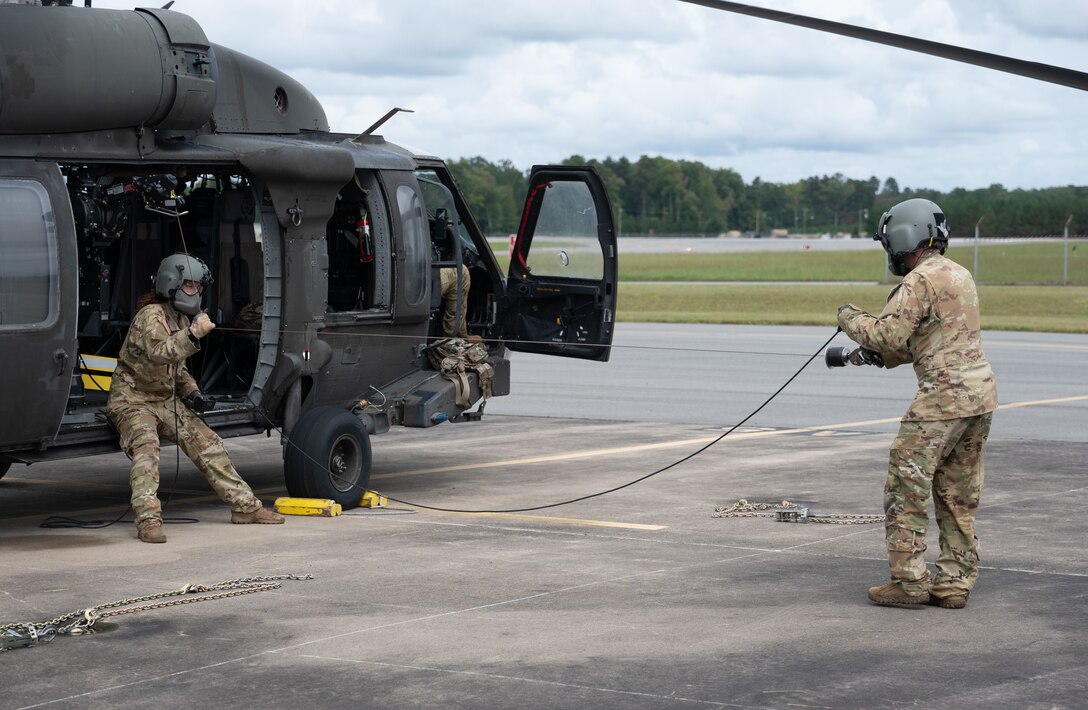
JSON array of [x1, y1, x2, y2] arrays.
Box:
[[284, 406, 371, 509], [0, 459, 10, 481], [283, 407, 325, 499]]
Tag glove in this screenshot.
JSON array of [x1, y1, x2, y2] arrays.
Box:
[[847, 348, 884, 367], [182, 390, 216, 413], [189, 312, 216, 339]]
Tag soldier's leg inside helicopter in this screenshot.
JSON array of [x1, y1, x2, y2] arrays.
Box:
[[439, 265, 471, 338]]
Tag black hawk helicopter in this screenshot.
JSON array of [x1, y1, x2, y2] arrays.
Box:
[[0, 1, 618, 506], [2, 1, 1083, 509]]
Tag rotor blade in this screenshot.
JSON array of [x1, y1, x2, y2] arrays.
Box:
[[678, 0, 1088, 92]]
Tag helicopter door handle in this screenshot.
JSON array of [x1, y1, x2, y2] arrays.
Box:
[[54, 349, 69, 376]]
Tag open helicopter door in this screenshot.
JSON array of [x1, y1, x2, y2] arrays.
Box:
[[499, 166, 617, 362], [0, 161, 78, 449]]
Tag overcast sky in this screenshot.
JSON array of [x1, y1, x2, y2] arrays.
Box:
[[94, 0, 1088, 191]]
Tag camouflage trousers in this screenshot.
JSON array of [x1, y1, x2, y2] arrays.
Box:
[[439, 265, 471, 337], [884, 412, 993, 597], [108, 399, 261, 526]]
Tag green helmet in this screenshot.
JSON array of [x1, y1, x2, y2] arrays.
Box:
[[874, 198, 949, 276], [153, 253, 212, 315]]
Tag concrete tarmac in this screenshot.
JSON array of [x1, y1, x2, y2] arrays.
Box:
[[1, 326, 1086, 709]]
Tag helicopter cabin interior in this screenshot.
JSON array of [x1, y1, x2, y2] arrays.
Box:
[[58, 163, 492, 435]]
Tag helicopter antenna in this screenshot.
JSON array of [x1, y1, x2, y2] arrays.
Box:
[[352, 107, 414, 143], [678, 0, 1088, 92]]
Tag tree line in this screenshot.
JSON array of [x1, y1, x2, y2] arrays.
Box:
[[448, 155, 1088, 238]]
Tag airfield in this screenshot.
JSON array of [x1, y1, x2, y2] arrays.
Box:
[[2, 323, 1085, 709]]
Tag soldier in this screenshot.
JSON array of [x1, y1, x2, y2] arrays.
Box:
[[837, 198, 997, 609], [106, 253, 284, 544]]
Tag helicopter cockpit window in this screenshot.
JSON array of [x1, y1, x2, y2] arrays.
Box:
[[415, 170, 474, 254], [525, 181, 604, 280], [0, 180, 57, 328]]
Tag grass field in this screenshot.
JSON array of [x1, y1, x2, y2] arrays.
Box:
[[616, 283, 1088, 333], [612, 242, 1085, 285], [490, 240, 1087, 332]]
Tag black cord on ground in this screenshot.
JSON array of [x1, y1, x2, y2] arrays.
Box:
[[242, 329, 843, 516], [385, 328, 842, 514], [40, 514, 199, 529]]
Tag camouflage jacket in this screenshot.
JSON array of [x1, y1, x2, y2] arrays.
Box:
[[107, 302, 200, 407], [837, 253, 997, 421]]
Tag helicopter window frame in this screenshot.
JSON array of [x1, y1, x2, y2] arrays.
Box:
[[395, 183, 429, 308], [323, 170, 393, 317], [0, 179, 59, 330], [415, 171, 474, 249]]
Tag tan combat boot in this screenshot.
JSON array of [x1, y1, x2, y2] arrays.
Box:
[[231, 506, 285, 524], [137, 519, 167, 544], [867, 582, 929, 606], [929, 593, 968, 609]]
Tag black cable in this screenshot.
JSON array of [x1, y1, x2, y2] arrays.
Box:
[[385, 328, 842, 514], [237, 329, 843, 515], [39, 514, 199, 529]]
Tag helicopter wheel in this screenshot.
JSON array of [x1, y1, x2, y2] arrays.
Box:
[[283, 406, 371, 510]]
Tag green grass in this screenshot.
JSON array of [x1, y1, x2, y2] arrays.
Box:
[[616, 283, 1088, 333], [614, 242, 1085, 284]]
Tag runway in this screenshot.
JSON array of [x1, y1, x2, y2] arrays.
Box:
[[1, 324, 1085, 709]]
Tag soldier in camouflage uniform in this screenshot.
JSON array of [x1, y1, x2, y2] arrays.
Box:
[[106, 254, 283, 544], [837, 199, 997, 609]]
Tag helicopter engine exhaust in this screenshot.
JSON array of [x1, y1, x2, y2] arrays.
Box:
[[0, 6, 216, 133]]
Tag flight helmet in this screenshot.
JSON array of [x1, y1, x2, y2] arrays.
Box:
[[873, 198, 949, 276], [153, 253, 212, 315]]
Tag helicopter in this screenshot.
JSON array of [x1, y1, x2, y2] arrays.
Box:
[[0, 2, 618, 507]]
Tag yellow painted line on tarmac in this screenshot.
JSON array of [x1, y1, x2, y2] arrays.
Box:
[[995, 394, 1088, 410], [405, 509, 667, 531], [372, 420, 895, 481], [374, 394, 1088, 480], [986, 340, 1088, 352], [4, 396, 1080, 531]]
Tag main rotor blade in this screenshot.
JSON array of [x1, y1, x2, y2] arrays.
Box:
[[678, 0, 1088, 92]]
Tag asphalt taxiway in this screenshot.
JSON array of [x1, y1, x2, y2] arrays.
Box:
[[1, 324, 1085, 709]]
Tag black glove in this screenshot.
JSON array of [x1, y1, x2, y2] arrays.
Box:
[[847, 348, 884, 367], [182, 390, 216, 413]]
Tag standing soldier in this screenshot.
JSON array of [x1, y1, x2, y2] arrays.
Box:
[[837, 198, 997, 608], [106, 253, 284, 544]]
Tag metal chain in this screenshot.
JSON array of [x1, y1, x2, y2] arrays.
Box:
[[713, 499, 883, 525], [713, 499, 799, 518], [1, 574, 312, 652]]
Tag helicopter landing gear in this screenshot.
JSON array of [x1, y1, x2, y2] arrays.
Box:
[[284, 406, 372, 509]]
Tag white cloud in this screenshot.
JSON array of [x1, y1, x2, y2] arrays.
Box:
[[87, 0, 1088, 189]]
